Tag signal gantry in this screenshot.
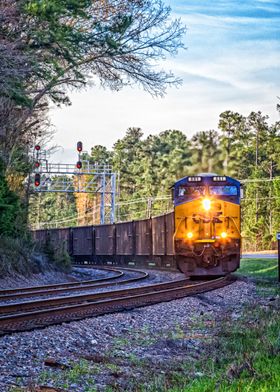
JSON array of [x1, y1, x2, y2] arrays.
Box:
[[31, 142, 117, 224]]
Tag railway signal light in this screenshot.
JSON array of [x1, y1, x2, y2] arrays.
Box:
[[77, 141, 83, 152], [34, 161, 40, 168], [34, 173, 40, 187], [35, 145, 41, 151], [76, 161, 82, 169]]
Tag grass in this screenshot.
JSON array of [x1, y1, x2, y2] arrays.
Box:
[[37, 360, 97, 391], [237, 258, 279, 297], [238, 257, 278, 280], [165, 305, 280, 392]]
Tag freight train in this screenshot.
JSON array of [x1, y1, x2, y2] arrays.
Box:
[[33, 174, 241, 276]]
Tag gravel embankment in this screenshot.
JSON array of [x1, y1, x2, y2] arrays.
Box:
[[0, 268, 117, 290], [0, 278, 268, 392]]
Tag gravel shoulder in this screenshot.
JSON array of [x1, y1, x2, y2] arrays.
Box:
[[0, 277, 272, 392]]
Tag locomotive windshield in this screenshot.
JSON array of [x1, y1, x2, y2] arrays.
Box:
[[209, 185, 238, 196], [177, 186, 206, 199]]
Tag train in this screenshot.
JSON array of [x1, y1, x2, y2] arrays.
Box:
[[33, 173, 242, 276]]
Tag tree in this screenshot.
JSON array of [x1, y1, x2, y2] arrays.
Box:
[[89, 145, 112, 166], [28, 182, 77, 229], [218, 111, 250, 175], [0, 160, 27, 236], [113, 127, 144, 198], [191, 130, 222, 174], [0, 0, 186, 236]]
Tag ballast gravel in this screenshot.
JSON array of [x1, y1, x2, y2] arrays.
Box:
[[0, 277, 269, 392]]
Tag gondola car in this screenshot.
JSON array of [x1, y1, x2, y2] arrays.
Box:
[[33, 174, 241, 277]]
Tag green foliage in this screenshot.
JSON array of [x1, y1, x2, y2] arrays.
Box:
[[0, 160, 27, 237], [43, 236, 71, 272], [28, 187, 77, 229]]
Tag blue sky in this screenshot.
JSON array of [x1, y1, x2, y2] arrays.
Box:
[[50, 0, 280, 162]]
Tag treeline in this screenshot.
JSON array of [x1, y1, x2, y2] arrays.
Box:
[[30, 109, 280, 250], [0, 0, 185, 238]]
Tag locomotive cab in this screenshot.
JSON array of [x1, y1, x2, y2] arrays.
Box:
[[172, 173, 241, 276]]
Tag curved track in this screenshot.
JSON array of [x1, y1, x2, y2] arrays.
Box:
[[0, 272, 235, 335], [0, 267, 148, 301]]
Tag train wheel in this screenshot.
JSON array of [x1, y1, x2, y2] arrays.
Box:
[[177, 257, 195, 275]]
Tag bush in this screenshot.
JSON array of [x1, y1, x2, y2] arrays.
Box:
[[0, 235, 72, 277], [0, 235, 37, 276], [43, 237, 72, 272]]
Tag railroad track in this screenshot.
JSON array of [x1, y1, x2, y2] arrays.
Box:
[[0, 273, 235, 336], [0, 267, 148, 301]]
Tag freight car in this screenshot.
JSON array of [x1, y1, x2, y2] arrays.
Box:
[[33, 174, 241, 276]]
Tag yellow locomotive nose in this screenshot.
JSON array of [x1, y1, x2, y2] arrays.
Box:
[[202, 198, 211, 211]]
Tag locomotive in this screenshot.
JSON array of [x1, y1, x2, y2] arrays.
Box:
[[173, 173, 241, 275], [33, 173, 241, 276]]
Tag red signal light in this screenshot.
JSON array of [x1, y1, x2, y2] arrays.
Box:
[[34, 173, 40, 187], [34, 161, 40, 168], [35, 145, 41, 151], [77, 141, 83, 152], [76, 161, 82, 169]]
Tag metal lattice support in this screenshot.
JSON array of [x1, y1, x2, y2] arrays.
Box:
[[32, 156, 117, 224]]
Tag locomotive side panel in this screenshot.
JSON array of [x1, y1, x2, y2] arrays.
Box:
[[72, 226, 93, 256], [152, 215, 166, 255], [135, 219, 152, 256], [95, 225, 115, 255], [115, 222, 134, 255]]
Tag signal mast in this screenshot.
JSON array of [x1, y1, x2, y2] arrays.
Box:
[[31, 142, 117, 224]]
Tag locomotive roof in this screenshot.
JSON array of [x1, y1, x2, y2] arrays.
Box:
[[171, 174, 241, 188]]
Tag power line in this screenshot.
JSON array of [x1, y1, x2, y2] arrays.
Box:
[[240, 176, 280, 183]]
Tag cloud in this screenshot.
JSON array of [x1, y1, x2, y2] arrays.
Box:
[[49, 0, 280, 163]]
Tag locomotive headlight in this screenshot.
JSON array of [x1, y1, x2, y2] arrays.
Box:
[[221, 232, 227, 238], [202, 198, 211, 211], [186, 232, 193, 239]]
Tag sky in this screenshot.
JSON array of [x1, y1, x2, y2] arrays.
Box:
[[49, 0, 280, 163]]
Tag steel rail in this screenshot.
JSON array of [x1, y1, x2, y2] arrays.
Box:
[[0, 268, 148, 301], [0, 277, 190, 315], [0, 276, 234, 335]]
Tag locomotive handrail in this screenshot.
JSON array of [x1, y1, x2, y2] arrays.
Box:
[[173, 217, 186, 240], [227, 216, 241, 235]]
